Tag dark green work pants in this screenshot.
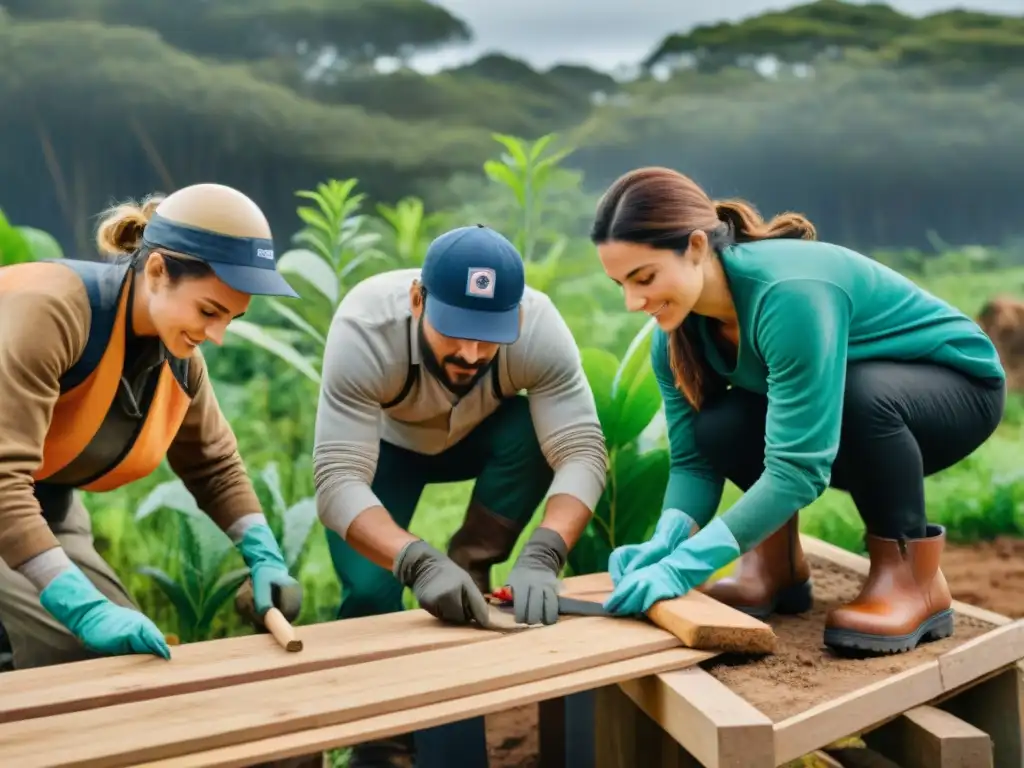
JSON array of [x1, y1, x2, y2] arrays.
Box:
[[326, 395, 554, 619]]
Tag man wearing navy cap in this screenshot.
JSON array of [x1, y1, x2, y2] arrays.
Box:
[[312, 223, 607, 765]]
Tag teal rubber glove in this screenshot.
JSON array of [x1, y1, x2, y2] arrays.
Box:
[[237, 524, 303, 621], [39, 565, 170, 659], [603, 517, 741, 616], [608, 508, 696, 586]]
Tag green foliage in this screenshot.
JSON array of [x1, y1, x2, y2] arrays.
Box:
[[568, 319, 669, 575], [643, 0, 1024, 74], [133, 482, 249, 643], [0, 207, 63, 265], [1, 0, 471, 65]]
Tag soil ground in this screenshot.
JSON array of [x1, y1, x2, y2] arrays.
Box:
[[484, 537, 1024, 767]]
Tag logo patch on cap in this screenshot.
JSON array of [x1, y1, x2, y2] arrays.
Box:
[[466, 267, 496, 298]]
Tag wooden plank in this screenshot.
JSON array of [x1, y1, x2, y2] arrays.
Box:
[[773, 660, 946, 764], [864, 705, 993, 768], [938, 620, 1024, 691], [561, 571, 778, 654], [595, 683, 701, 768], [0, 615, 693, 767], [939, 663, 1024, 768], [135, 649, 712, 768], [618, 665, 774, 768], [0, 609, 509, 724]]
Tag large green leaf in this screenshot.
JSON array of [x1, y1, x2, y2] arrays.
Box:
[[565, 522, 613, 577], [610, 446, 670, 547], [225, 319, 322, 384], [612, 356, 664, 448], [134, 479, 201, 522], [612, 317, 656, 407], [282, 498, 318, 570], [136, 566, 197, 640], [17, 226, 64, 261], [0, 211, 32, 266], [276, 248, 339, 306], [195, 567, 251, 637], [580, 347, 619, 434]]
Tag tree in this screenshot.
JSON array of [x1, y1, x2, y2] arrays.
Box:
[[0, 0, 472, 67], [0, 19, 493, 255]]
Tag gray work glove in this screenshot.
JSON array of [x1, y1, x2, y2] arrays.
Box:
[[503, 528, 568, 626], [393, 540, 492, 626]]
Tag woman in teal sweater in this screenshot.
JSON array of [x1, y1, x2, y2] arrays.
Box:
[[591, 167, 1005, 655]]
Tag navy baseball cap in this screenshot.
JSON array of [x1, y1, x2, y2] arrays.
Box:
[[421, 225, 526, 344], [141, 212, 299, 298]]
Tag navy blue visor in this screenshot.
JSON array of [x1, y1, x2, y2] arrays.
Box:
[[142, 213, 299, 298]]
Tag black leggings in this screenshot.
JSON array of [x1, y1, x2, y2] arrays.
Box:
[[693, 360, 1006, 540]]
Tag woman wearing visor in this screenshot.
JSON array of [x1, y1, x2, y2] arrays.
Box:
[[0, 183, 303, 668]]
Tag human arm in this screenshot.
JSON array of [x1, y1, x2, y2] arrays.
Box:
[[500, 296, 608, 623], [166, 350, 301, 621], [0, 268, 168, 657], [312, 314, 415, 568], [605, 280, 853, 614]]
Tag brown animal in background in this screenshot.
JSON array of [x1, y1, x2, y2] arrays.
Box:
[[977, 295, 1024, 391]]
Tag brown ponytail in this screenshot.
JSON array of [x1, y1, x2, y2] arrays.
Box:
[[714, 198, 816, 242], [590, 167, 817, 409], [94, 194, 164, 257]]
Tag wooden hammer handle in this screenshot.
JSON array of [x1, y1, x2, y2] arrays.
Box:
[[264, 607, 303, 652]]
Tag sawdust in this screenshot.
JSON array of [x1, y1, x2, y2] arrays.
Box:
[[702, 554, 997, 722]]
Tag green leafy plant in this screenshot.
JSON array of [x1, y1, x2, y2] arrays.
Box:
[[374, 196, 446, 267], [0, 208, 64, 265], [226, 178, 390, 384], [252, 461, 319, 573], [483, 132, 576, 293], [133, 481, 249, 643], [567, 318, 669, 575]]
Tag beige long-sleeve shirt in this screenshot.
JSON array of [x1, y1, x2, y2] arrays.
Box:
[[313, 268, 608, 537], [0, 261, 261, 570]]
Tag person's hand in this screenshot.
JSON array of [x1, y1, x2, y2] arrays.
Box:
[[608, 508, 696, 585], [237, 523, 303, 621], [393, 539, 492, 626], [604, 517, 741, 616], [39, 565, 171, 659], [503, 527, 568, 625]]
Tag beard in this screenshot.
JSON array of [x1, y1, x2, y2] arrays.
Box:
[[417, 316, 494, 398]]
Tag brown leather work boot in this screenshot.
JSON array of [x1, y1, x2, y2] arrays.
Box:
[[447, 500, 526, 594], [824, 524, 954, 655], [698, 513, 813, 619]]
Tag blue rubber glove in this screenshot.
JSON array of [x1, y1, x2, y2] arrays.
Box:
[[237, 523, 303, 621], [608, 508, 696, 586], [603, 517, 741, 616], [39, 565, 170, 659]]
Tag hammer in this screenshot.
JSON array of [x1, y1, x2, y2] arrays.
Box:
[[263, 583, 303, 652]]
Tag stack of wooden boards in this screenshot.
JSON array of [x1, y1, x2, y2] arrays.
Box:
[[0, 572, 777, 768]]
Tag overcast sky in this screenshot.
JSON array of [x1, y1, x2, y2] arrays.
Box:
[[412, 0, 1024, 72]]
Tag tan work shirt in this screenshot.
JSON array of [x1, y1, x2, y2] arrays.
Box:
[[313, 269, 608, 537], [0, 262, 261, 570]]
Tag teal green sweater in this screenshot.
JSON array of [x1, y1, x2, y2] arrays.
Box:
[[654, 238, 1005, 551]]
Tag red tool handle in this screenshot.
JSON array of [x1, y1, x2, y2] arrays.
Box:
[[491, 586, 513, 602]]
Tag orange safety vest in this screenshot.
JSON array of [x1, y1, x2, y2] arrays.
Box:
[[0, 258, 193, 493]]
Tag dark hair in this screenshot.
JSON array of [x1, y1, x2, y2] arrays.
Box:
[[95, 194, 214, 283], [590, 166, 816, 409]]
